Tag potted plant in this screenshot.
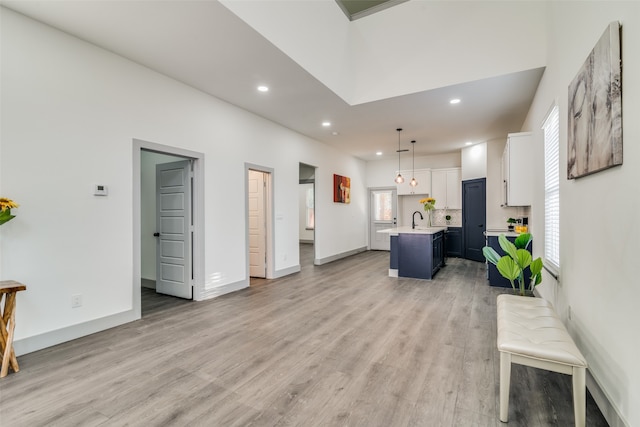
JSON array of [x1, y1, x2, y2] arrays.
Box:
[[419, 197, 436, 227], [507, 217, 517, 231], [0, 197, 19, 226], [483, 233, 543, 296]]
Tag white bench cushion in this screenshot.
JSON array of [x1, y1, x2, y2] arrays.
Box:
[[497, 294, 587, 368]]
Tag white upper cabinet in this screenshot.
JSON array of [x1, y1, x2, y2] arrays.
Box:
[[431, 168, 462, 209], [502, 132, 533, 206], [396, 169, 431, 195]]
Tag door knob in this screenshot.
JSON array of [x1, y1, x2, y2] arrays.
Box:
[[153, 232, 160, 237]]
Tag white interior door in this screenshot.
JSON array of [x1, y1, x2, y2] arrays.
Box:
[[370, 188, 397, 250], [155, 160, 192, 299], [248, 170, 266, 278]]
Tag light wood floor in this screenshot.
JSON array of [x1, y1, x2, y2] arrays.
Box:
[[0, 249, 608, 426]]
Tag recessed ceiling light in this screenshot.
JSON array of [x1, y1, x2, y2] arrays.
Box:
[[376, 151, 383, 156], [465, 141, 473, 146], [450, 98, 461, 104], [322, 121, 331, 127], [332, 131, 339, 136], [257, 85, 269, 92]]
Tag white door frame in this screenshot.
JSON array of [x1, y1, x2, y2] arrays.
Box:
[[133, 139, 205, 317], [245, 163, 274, 280], [368, 186, 397, 250]]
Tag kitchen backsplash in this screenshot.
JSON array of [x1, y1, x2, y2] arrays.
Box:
[[431, 209, 462, 227], [398, 195, 462, 228]]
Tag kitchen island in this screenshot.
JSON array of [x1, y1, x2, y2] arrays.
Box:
[[378, 226, 447, 280]]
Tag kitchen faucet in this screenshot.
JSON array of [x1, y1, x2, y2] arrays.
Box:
[[412, 210, 423, 229]]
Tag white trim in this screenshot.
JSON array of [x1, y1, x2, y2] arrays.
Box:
[[314, 246, 367, 265], [586, 369, 629, 427], [274, 265, 301, 278], [133, 139, 205, 302], [14, 310, 138, 356], [199, 279, 248, 301]]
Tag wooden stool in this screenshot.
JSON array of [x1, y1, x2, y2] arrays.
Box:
[[0, 280, 27, 378]]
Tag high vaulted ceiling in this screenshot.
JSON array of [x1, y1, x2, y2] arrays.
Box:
[[1, 0, 545, 161], [335, 0, 407, 20]]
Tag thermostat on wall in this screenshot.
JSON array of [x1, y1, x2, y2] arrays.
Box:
[[94, 184, 108, 196]]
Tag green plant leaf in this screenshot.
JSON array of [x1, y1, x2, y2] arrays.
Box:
[[498, 234, 518, 259], [496, 256, 521, 281], [534, 272, 542, 285], [0, 209, 15, 226], [482, 247, 501, 265], [514, 233, 532, 249], [530, 257, 543, 276], [514, 249, 532, 269]]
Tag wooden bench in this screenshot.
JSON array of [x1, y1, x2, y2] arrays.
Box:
[[0, 281, 27, 378], [497, 294, 588, 427]]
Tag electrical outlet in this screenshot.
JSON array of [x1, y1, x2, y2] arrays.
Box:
[[72, 294, 83, 308]]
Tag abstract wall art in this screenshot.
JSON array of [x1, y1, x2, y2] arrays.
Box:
[[567, 21, 622, 179], [333, 174, 351, 204]]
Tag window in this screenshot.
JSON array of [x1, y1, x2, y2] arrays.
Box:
[[543, 105, 560, 269], [373, 191, 393, 221], [305, 186, 314, 229]]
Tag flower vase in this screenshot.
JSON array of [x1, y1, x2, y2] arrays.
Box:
[[427, 210, 432, 227]]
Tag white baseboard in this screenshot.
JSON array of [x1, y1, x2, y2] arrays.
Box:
[[389, 269, 398, 277], [13, 309, 139, 357], [273, 265, 301, 278], [314, 246, 367, 265], [199, 279, 248, 301], [586, 369, 629, 427]]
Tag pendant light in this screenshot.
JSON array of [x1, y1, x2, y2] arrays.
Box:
[[394, 128, 405, 184], [410, 140, 418, 187]]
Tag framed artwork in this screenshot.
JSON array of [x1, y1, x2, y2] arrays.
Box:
[[333, 174, 350, 204], [567, 21, 622, 179]]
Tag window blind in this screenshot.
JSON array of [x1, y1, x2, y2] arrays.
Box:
[[542, 105, 560, 269]]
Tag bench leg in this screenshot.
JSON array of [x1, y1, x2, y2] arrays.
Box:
[[572, 366, 586, 427], [500, 351, 511, 422]]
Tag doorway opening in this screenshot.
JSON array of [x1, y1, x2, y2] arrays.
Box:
[[299, 163, 316, 268], [133, 140, 204, 318], [246, 164, 274, 286], [369, 187, 397, 251]]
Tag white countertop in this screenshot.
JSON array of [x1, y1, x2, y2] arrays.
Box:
[[378, 226, 447, 236], [484, 229, 521, 237]]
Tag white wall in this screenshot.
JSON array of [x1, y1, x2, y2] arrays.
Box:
[[0, 9, 367, 352], [461, 142, 487, 181], [521, 3, 640, 425]]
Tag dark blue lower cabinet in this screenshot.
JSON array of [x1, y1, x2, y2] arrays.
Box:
[[397, 232, 444, 280], [432, 232, 444, 276], [487, 235, 532, 287], [390, 235, 399, 270], [445, 227, 462, 257]]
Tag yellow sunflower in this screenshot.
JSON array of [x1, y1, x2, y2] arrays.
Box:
[[0, 197, 19, 212]]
